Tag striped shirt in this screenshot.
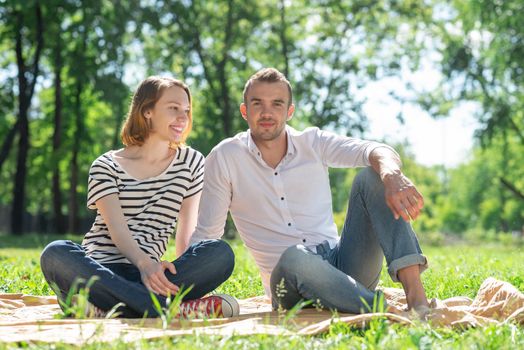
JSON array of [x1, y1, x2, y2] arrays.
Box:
[[82, 146, 204, 264]]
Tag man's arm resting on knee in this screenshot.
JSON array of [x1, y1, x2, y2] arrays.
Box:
[[369, 147, 424, 222]]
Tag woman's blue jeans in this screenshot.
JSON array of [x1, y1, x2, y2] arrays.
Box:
[[40, 239, 234, 318], [270, 167, 428, 313]]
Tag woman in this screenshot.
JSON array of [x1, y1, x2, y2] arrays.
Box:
[[40, 76, 237, 318]]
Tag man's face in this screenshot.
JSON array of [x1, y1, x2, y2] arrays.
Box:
[[240, 81, 294, 143]]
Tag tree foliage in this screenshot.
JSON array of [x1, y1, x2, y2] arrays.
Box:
[[417, 0, 524, 233], [0, 0, 521, 235]]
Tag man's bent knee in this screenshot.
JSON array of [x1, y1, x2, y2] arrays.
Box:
[[271, 245, 321, 310], [270, 245, 314, 289], [275, 245, 310, 273]]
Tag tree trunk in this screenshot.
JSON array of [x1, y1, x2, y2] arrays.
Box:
[[11, 4, 44, 234], [68, 82, 82, 234], [500, 178, 524, 202], [499, 134, 509, 232], [217, 0, 234, 137], [0, 120, 20, 172], [218, 68, 232, 136], [68, 5, 87, 234], [11, 107, 29, 234], [279, 0, 290, 78], [52, 26, 65, 233]]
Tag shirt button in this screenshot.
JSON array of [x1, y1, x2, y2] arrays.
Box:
[[274, 172, 278, 175], [280, 197, 284, 200], [288, 223, 291, 226], [302, 238, 306, 243]]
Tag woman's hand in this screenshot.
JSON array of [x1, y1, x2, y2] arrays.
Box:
[[138, 260, 179, 297]]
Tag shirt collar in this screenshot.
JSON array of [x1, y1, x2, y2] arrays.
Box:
[[246, 125, 297, 158], [285, 125, 296, 157], [246, 129, 259, 155]]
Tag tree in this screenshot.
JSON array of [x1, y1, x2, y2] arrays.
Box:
[[50, 4, 65, 233], [141, 0, 433, 153], [138, 0, 266, 152], [438, 138, 524, 233], [63, 1, 137, 232], [0, 0, 140, 233], [424, 0, 524, 201], [0, 0, 450, 234], [2, 1, 44, 234]]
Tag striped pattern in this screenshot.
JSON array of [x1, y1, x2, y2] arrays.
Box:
[[82, 146, 204, 264]]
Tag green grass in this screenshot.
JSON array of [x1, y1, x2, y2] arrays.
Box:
[[1, 234, 524, 349]]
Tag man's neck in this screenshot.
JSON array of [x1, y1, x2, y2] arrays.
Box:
[[253, 132, 288, 169]]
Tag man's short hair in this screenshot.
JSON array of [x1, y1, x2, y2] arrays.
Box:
[[242, 68, 293, 106]]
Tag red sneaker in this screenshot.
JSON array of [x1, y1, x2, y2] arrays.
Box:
[[178, 294, 239, 318]]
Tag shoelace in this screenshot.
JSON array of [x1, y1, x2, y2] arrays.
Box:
[[89, 304, 108, 318], [179, 298, 221, 317]]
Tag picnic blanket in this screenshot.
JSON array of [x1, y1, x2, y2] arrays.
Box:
[[1, 277, 523, 345]]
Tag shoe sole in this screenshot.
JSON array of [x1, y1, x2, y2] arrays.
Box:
[[214, 294, 240, 317]]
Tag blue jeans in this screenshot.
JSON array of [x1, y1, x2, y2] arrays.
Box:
[[40, 239, 234, 318], [270, 167, 428, 313]]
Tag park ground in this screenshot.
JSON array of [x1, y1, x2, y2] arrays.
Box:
[[1, 233, 524, 349]]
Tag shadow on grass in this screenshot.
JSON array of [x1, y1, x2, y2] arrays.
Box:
[[0, 233, 83, 249]]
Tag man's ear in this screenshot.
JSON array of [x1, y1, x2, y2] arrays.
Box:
[[240, 103, 248, 120], [286, 104, 295, 121]]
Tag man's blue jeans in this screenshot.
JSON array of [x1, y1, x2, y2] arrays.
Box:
[[270, 167, 428, 313], [40, 239, 234, 318]]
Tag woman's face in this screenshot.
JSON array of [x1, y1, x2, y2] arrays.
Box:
[[147, 85, 190, 143]]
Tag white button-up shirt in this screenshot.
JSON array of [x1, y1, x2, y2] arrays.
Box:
[[190, 126, 393, 295]]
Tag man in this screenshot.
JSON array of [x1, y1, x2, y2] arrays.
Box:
[[190, 67, 429, 314]]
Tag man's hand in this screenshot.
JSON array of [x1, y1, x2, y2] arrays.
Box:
[[382, 172, 424, 222], [138, 260, 179, 296]]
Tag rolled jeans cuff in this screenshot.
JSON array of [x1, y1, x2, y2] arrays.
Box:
[[388, 254, 428, 283]]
